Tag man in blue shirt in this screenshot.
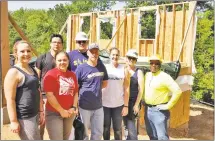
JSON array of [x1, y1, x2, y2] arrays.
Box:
[[75, 43, 108, 140]]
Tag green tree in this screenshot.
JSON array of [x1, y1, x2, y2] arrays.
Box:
[[192, 5, 214, 103]]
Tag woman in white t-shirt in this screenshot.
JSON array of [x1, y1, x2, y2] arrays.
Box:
[[102, 47, 130, 140]]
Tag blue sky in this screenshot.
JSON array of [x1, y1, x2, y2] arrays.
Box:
[[8, 1, 126, 11]]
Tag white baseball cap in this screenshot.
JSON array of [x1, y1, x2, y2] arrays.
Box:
[[75, 32, 89, 41], [126, 49, 138, 59], [88, 43, 99, 50]]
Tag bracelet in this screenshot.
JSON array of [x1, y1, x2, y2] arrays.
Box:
[[124, 105, 128, 108]]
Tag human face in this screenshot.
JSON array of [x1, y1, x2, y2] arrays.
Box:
[[126, 56, 137, 67], [76, 40, 88, 51], [50, 37, 63, 52], [16, 42, 32, 64], [110, 49, 120, 64], [55, 53, 69, 72], [150, 60, 161, 73], [87, 48, 99, 62]]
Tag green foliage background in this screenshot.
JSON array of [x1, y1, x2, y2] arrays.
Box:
[[8, 1, 214, 104]]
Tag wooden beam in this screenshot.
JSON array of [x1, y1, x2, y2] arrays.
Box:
[[89, 14, 93, 42], [8, 13, 38, 57], [144, 40, 148, 56], [139, 5, 157, 11], [158, 2, 189, 7], [92, 13, 97, 43], [59, 18, 68, 35], [79, 12, 92, 17], [72, 15, 76, 50], [155, 8, 160, 54], [130, 9, 134, 50], [122, 10, 127, 56], [104, 16, 126, 50], [116, 10, 120, 49], [66, 15, 72, 52], [161, 6, 166, 59], [180, 3, 186, 62], [1, 0, 10, 108], [170, 4, 176, 61]]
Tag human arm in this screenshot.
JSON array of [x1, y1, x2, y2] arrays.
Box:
[[102, 63, 109, 88], [4, 68, 20, 133], [157, 75, 182, 110], [68, 75, 79, 115], [38, 89, 45, 125], [133, 69, 144, 114], [102, 80, 108, 88], [122, 67, 130, 116], [34, 55, 44, 79]]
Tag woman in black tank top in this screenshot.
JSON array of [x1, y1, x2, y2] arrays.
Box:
[[4, 40, 44, 140], [123, 49, 144, 140]]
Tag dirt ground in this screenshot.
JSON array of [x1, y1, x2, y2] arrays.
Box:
[[1, 100, 214, 140]]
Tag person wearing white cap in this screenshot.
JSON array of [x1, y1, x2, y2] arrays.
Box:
[[75, 43, 108, 140], [102, 47, 130, 140], [68, 32, 89, 71], [123, 49, 144, 140], [143, 54, 182, 140]]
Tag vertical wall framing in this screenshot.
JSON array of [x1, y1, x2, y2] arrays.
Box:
[[65, 2, 196, 68]]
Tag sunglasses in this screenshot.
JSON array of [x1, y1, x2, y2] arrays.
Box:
[[150, 62, 160, 65], [128, 57, 137, 61], [77, 41, 87, 44]]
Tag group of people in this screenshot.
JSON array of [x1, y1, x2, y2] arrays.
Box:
[[4, 31, 182, 140]]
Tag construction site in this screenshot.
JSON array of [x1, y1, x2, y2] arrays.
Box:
[[0, 1, 214, 140]]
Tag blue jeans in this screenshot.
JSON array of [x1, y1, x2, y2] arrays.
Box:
[[79, 107, 104, 140], [103, 105, 123, 140], [123, 116, 138, 140], [144, 106, 170, 140]]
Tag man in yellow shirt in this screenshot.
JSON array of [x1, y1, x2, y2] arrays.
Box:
[[144, 55, 182, 140]]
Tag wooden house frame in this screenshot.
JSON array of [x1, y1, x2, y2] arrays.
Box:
[[66, 1, 197, 131], [1, 1, 197, 133]]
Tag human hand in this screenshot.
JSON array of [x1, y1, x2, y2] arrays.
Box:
[[68, 107, 78, 116], [156, 104, 168, 110], [121, 107, 128, 116], [10, 121, 20, 133], [133, 105, 140, 115], [60, 109, 71, 118], [73, 108, 79, 115], [39, 111, 45, 125]]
